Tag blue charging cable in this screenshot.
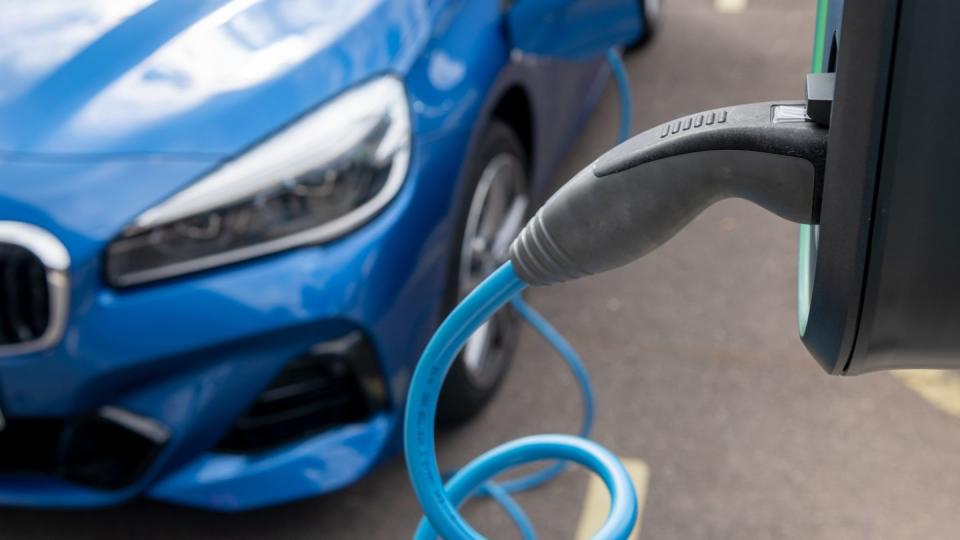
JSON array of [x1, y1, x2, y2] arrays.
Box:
[[405, 264, 637, 540], [404, 49, 634, 539], [458, 294, 597, 539], [607, 48, 633, 144]]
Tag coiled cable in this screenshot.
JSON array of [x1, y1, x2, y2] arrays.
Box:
[[404, 263, 638, 540], [404, 49, 636, 539]]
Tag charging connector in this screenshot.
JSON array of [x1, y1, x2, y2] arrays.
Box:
[[511, 101, 827, 285]]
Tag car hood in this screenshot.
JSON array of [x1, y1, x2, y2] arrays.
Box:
[[0, 0, 432, 157], [0, 158, 219, 263]]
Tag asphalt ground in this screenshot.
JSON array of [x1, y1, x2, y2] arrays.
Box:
[[5, 0, 960, 538]]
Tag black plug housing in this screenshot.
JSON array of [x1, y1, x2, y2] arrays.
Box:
[[510, 101, 827, 286]]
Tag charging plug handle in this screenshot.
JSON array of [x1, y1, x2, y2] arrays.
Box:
[[511, 101, 828, 286]]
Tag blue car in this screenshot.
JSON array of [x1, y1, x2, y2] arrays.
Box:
[[0, 0, 653, 511]]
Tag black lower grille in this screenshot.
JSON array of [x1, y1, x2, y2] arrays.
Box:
[[215, 331, 387, 453], [0, 410, 167, 490], [0, 418, 63, 472], [0, 244, 50, 345], [58, 409, 168, 490]]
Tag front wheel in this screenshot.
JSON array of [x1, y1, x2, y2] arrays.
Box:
[[437, 120, 529, 425]]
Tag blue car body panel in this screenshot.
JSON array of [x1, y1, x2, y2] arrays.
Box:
[[0, 0, 642, 510], [0, 0, 435, 157]]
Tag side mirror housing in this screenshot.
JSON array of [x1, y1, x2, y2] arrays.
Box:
[[507, 0, 643, 60]]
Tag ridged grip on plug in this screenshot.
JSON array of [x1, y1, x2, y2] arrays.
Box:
[[511, 101, 827, 286], [510, 168, 600, 286]]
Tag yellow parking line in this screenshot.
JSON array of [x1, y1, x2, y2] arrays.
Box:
[[714, 0, 748, 13], [892, 370, 960, 417], [574, 457, 650, 540]]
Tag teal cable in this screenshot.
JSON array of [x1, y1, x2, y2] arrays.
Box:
[[463, 47, 632, 533], [475, 46, 630, 503], [451, 294, 596, 539], [404, 48, 636, 539], [480, 482, 536, 540], [606, 48, 632, 142], [404, 263, 638, 539]]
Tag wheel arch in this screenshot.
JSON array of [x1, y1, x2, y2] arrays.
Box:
[[489, 84, 535, 174]]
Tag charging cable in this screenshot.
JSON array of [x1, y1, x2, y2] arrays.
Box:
[[449, 295, 597, 540], [443, 294, 597, 540], [405, 45, 828, 538], [455, 49, 632, 538], [406, 49, 636, 540], [406, 262, 638, 540], [607, 48, 633, 144]]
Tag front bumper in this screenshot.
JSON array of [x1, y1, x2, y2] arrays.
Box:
[[0, 133, 467, 510]]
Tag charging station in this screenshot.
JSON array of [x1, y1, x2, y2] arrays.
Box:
[[801, 0, 960, 374]]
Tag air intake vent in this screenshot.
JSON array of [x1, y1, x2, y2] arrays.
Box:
[[0, 222, 70, 356], [0, 407, 168, 491], [215, 331, 387, 453]]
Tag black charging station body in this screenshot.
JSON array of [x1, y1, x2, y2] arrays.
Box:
[[802, 0, 960, 374], [509, 0, 960, 377]]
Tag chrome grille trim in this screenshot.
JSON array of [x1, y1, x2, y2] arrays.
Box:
[[0, 222, 69, 356]]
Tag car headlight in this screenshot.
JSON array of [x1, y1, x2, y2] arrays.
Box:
[[105, 76, 411, 287]]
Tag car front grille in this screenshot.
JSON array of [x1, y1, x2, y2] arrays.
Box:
[[0, 244, 50, 345], [0, 222, 70, 356]]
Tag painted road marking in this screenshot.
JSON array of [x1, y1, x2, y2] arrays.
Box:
[[714, 0, 748, 13], [892, 370, 960, 417], [574, 457, 650, 540]]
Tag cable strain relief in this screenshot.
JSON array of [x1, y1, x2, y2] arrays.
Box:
[[510, 211, 589, 286]]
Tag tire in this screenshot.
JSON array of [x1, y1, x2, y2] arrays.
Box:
[[436, 120, 529, 425]]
